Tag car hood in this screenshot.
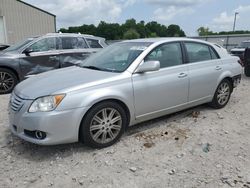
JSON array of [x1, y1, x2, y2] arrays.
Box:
[[231, 48, 245, 52], [0, 50, 17, 58], [14, 66, 121, 99]]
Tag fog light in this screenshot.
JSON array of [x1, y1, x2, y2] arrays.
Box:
[[35, 131, 46, 139]]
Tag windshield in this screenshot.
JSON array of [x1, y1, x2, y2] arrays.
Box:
[[80, 42, 152, 72], [239, 42, 250, 48], [3, 38, 35, 52]]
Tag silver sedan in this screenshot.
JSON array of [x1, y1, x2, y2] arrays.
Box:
[[9, 38, 242, 148]]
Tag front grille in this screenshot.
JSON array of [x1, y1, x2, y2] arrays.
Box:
[[10, 93, 25, 112]]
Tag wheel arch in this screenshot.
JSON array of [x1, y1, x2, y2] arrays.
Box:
[[78, 98, 131, 141], [0, 66, 20, 81]]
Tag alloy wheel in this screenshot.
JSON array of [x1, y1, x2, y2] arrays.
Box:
[[217, 82, 230, 106], [0, 71, 15, 93], [90, 108, 122, 144]]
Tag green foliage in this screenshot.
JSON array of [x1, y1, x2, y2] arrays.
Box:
[[197, 27, 213, 36], [123, 29, 140, 39], [149, 32, 158, 38], [197, 26, 250, 36], [58, 19, 186, 40]]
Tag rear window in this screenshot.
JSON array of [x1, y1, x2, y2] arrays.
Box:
[[86, 38, 102, 48], [61, 37, 88, 49], [185, 42, 218, 63]]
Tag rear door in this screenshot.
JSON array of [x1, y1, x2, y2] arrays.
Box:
[[132, 42, 189, 120], [19, 37, 60, 76], [59, 36, 95, 67], [184, 42, 222, 102]]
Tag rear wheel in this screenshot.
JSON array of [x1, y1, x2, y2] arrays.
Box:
[[210, 79, 232, 109], [80, 101, 127, 148], [0, 68, 18, 94], [244, 66, 250, 77]]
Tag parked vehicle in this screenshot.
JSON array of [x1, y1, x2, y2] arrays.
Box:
[[0, 33, 107, 94], [9, 38, 242, 148], [0, 44, 10, 51], [230, 40, 250, 62], [244, 48, 250, 77]]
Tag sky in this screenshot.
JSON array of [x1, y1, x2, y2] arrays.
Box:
[[23, 0, 250, 36]]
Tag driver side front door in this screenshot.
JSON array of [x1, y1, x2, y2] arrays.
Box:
[[132, 42, 189, 121], [19, 37, 60, 77]]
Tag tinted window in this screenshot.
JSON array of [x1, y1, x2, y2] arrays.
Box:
[[61, 37, 88, 49], [210, 47, 219, 59], [185, 42, 212, 63], [29, 37, 56, 52], [86, 38, 102, 48], [145, 42, 183, 68]]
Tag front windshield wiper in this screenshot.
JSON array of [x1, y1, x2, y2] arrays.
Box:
[[81, 65, 104, 71], [80, 65, 121, 73]]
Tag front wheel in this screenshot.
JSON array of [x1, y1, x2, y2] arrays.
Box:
[[80, 101, 127, 148], [0, 68, 18, 94], [210, 79, 232, 109]]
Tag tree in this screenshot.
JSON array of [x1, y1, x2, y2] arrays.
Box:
[[58, 19, 186, 40], [123, 29, 140, 39], [197, 27, 213, 36], [166, 24, 186, 37]]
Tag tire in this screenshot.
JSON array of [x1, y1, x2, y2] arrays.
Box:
[[244, 66, 250, 77], [0, 68, 18, 94], [210, 79, 232, 109], [80, 101, 127, 148]]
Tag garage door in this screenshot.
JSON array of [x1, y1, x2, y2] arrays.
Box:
[[0, 16, 6, 44]]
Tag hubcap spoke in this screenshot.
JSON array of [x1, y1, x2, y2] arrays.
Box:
[[108, 130, 115, 140], [102, 109, 108, 119], [110, 116, 121, 124], [93, 129, 103, 140], [90, 124, 102, 131], [93, 115, 103, 124], [110, 124, 121, 130]]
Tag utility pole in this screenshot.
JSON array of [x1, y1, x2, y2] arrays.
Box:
[[233, 12, 239, 32]]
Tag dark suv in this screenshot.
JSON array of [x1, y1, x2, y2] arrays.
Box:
[[230, 40, 250, 62], [0, 33, 107, 94]]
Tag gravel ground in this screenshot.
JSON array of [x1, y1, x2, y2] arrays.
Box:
[[0, 77, 250, 188]]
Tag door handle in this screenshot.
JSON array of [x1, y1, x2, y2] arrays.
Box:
[[215, 66, 222, 70], [178, 73, 188, 78]]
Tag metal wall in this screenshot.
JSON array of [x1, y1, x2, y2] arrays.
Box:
[[192, 34, 250, 51], [0, 0, 56, 44]]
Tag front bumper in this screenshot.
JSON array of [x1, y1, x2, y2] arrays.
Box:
[[9, 100, 89, 145]]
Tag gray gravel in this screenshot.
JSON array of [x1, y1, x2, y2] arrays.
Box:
[[0, 77, 250, 188]]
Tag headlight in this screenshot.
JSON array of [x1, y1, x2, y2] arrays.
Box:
[[29, 94, 65, 113]]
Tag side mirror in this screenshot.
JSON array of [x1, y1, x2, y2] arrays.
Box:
[[23, 48, 33, 56], [135, 60, 160, 73]]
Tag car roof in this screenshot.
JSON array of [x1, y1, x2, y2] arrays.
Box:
[[123, 37, 212, 44], [45, 33, 105, 40]]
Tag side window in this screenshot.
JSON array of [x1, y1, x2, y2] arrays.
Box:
[[77, 37, 88, 49], [185, 42, 212, 63], [86, 38, 102, 48], [210, 47, 219, 59], [28, 37, 56, 52], [61, 37, 76, 49], [61, 37, 88, 49], [145, 42, 183, 68]]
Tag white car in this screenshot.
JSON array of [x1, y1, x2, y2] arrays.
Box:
[[9, 38, 242, 148]]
